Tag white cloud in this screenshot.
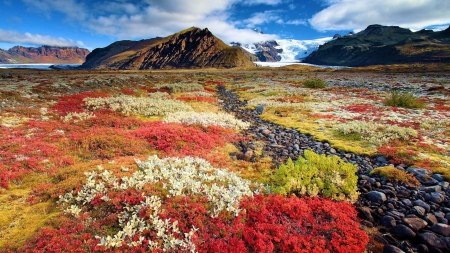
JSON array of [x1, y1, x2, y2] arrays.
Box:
[[310, 0, 450, 32], [18, 0, 283, 46], [243, 10, 281, 27], [0, 29, 80, 47], [241, 0, 283, 5], [286, 19, 307, 26]]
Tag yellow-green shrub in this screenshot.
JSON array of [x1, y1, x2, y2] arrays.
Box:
[[303, 78, 328, 89], [268, 150, 358, 202]]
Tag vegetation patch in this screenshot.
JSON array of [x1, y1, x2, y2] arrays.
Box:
[[303, 78, 328, 89], [268, 150, 359, 202], [370, 166, 419, 186], [383, 90, 425, 109]]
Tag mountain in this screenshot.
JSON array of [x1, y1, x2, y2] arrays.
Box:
[[303, 24, 450, 66], [82, 27, 255, 69], [238, 38, 332, 62], [0, 46, 89, 64]]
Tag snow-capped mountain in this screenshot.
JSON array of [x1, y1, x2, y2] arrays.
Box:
[[239, 37, 333, 62]]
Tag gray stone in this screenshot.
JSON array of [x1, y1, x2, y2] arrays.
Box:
[[390, 224, 416, 239], [367, 191, 387, 204], [412, 206, 427, 217], [381, 215, 397, 228], [431, 224, 450, 237], [403, 217, 428, 231], [425, 214, 439, 225], [413, 200, 431, 213], [418, 232, 448, 249], [439, 181, 449, 189], [261, 129, 271, 136], [433, 174, 444, 182], [401, 198, 413, 207], [255, 105, 265, 114], [408, 168, 439, 186], [430, 192, 445, 204], [416, 244, 429, 253], [421, 185, 442, 193], [383, 244, 405, 253]]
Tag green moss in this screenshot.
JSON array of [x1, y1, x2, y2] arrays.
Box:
[[369, 166, 419, 186]]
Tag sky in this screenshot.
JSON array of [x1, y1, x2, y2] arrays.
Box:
[[0, 0, 449, 51]]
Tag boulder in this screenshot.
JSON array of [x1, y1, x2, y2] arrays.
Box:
[[367, 191, 387, 204], [418, 232, 448, 250], [383, 244, 405, 253], [431, 224, 450, 237], [403, 217, 428, 231], [390, 224, 416, 239]]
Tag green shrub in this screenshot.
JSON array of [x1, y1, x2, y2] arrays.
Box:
[[268, 150, 359, 202], [303, 78, 328, 88], [383, 90, 425, 109]]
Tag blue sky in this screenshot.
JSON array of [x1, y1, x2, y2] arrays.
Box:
[[0, 0, 449, 51]]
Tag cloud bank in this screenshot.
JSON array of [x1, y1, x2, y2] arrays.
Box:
[[0, 29, 81, 47], [20, 0, 283, 45], [310, 0, 450, 32]]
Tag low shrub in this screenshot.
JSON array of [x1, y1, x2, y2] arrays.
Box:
[[132, 122, 235, 159], [163, 111, 250, 130], [370, 166, 419, 186], [83, 95, 193, 116], [70, 128, 148, 160], [334, 120, 418, 146], [383, 90, 425, 109], [157, 83, 204, 93], [303, 78, 328, 89], [268, 150, 359, 202], [53, 92, 109, 116]]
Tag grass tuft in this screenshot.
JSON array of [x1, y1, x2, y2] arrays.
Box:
[[303, 78, 328, 89], [383, 90, 425, 109]]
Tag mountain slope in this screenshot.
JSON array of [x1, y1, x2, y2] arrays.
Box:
[[82, 27, 255, 69], [0, 46, 89, 64], [304, 24, 450, 66]]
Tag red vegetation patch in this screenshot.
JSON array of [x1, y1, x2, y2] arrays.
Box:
[[162, 195, 369, 253], [205, 81, 225, 86], [0, 120, 74, 189], [53, 92, 109, 116], [121, 88, 135, 95], [17, 215, 102, 253], [132, 122, 236, 159], [342, 104, 379, 113]]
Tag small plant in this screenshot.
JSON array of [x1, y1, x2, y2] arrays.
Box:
[[383, 90, 425, 109], [370, 166, 419, 186], [268, 150, 359, 202], [303, 78, 328, 89]]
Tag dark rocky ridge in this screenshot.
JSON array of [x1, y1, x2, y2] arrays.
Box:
[[0, 46, 89, 64], [217, 85, 450, 253], [82, 27, 255, 70], [304, 24, 450, 67]]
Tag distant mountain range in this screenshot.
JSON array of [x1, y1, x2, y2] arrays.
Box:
[[4, 24, 449, 68], [81, 27, 254, 69], [304, 24, 450, 66], [0, 46, 90, 64]]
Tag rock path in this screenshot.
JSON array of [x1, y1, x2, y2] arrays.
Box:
[[217, 86, 450, 253]]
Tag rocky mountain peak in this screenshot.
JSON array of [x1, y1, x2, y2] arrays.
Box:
[[82, 27, 254, 69]]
